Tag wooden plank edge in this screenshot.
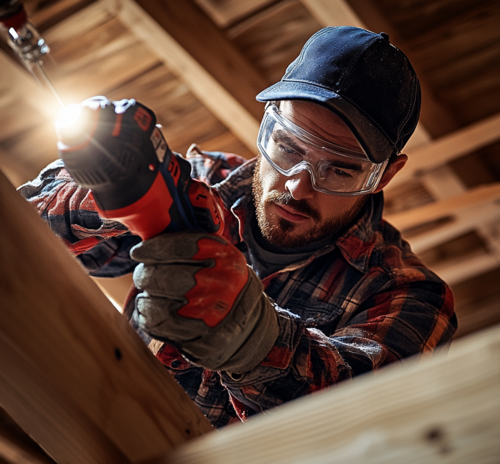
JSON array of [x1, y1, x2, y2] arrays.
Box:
[[152, 324, 500, 463], [0, 170, 213, 464]]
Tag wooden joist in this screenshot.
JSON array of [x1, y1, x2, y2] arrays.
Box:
[[0, 51, 60, 142], [158, 325, 500, 464], [300, 0, 364, 27], [0, 170, 212, 464], [431, 249, 500, 287], [385, 183, 500, 233], [108, 0, 262, 154], [388, 112, 500, 188], [298, 0, 432, 148], [404, 200, 500, 254], [0, 406, 56, 464], [93, 273, 135, 311]]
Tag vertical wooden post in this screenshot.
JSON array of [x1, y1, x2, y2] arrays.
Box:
[[0, 170, 212, 464]]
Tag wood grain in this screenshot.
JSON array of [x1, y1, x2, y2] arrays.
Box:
[[388, 112, 500, 189], [0, 170, 213, 464], [113, 0, 260, 153], [153, 325, 500, 464], [385, 183, 500, 232]]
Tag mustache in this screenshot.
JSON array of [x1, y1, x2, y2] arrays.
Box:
[[265, 191, 321, 222]]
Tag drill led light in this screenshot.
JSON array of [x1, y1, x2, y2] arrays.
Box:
[[55, 103, 93, 146], [56, 104, 82, 129]]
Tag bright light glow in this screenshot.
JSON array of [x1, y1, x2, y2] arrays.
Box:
[[55, 104, 82, 129], [8, 28, 19, 39]]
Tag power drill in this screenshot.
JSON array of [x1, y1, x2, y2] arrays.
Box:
[[56, 96, 224, 240]]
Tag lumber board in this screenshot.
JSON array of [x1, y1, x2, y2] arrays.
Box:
[[384, 183, 500, 233], [429, 248, 499, 287], [44, 15, 160, 104], [133, 0, 268, 119], [195, 0, 275, 28], [0, 170, 212, 464], [157, 325, 500, 463], [346, 0, 460, 138], [41, 0, 118, 50], [93, 274, 135, 311], [109, 0, 261, 154], [0, 407, 56, 464], [0, 51, 59, 138], [406, 202, 500, 254], [300, 0, 363, 27], [228, 0, 322, 84], [389, 112, 500, 188], [298, 0, 432, 146]]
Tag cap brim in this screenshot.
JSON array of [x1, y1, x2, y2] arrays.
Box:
[[257, 81, 394, 164]]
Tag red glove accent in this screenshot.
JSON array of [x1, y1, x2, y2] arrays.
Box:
[[177, 237, 249, 327]]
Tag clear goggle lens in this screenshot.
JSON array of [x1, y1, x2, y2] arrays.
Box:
[[257, 105, 388, 196]]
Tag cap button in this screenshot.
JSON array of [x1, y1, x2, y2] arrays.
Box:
[[380, 32, 390, 41]]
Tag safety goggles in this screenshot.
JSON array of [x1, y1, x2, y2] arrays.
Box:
[[257, 104, 389, 196]]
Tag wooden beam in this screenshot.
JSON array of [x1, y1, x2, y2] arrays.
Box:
[[194, 0, 275, 29], [429, 249, 500, 287], [345, 0, 460, 138], [157, 325, 500, 463], [0, 51, 60, 137], [397, 166, 500, 254], [384, 183, 500, 233], [0, 170, 212, 464], [107, 0, 262, 154], [406, 201, 500, 254], [419, 166, 500, 268], [0, 407, 56, 464], [134, 0, 267, 119], [300, 0, 364, 27], [298, 0, 431, 147], [93, 274, 135, 312], [389, 112, 500, 188]]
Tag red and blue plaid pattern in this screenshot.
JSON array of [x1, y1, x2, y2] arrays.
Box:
[[19, 149, 456, 428]]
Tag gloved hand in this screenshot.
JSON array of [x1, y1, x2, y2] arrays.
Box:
[[130, 232, 279, 373]]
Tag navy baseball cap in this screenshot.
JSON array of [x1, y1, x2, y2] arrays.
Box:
[[256, 26, 421, 164]]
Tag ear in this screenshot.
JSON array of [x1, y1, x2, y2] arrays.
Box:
[[372, 154, 408, 193]]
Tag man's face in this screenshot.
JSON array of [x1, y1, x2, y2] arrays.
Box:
[[252, 100, 368, 249]]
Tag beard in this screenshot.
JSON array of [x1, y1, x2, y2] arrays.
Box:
[[252, 157, 368, 249]]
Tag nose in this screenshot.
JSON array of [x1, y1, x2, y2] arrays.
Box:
[[284, 169, 315, 200]]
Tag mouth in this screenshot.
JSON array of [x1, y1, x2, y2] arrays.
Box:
[[274, 203, 311, 222]]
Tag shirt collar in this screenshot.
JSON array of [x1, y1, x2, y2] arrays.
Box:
[[217, 158, 384, 274]]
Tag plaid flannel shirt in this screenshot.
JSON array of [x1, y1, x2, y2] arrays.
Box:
[[19, 150, 457, 428]]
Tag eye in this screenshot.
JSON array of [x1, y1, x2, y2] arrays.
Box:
[[327, 167, 352, 179], [274, 142, 303, 163], [278, 143, 297, 155]]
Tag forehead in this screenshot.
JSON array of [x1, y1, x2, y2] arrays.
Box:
[[278, 100, 361, 152]]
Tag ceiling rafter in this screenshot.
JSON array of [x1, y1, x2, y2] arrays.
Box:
[[106, 0, 266, 154], [388, 112, 500, 188]]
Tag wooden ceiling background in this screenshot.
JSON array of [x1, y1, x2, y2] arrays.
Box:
[[1, 0, 500, 344]]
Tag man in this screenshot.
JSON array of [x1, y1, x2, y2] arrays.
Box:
[[19, 26, 456, 428]]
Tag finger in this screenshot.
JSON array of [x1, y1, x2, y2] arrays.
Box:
[[130, 231, 227, 263], [133, 263, 206, 297], [134, 295, 205, 342]]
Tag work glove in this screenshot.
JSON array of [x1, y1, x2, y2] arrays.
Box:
[[130, 232, 279, 374]]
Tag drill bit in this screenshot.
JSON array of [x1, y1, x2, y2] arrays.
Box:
[[1, 0, 64, 107], [31, 59, 65, 108]]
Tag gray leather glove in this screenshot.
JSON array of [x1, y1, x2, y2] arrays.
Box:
[[130, 231, 279, 373]]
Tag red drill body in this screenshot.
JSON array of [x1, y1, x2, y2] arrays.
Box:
[[57, 97, 224, 240]]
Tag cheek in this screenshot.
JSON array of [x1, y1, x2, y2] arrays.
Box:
[[317, 195, 361, 221], [259, 158, 283, 193]]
